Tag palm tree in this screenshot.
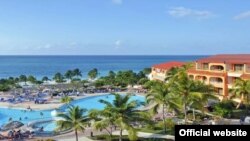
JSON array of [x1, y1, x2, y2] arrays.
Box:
[[65, 70, 74, 81], [146, 81, 180, 133], [27, 75, 37, 84], [42, 76, 49, 82], [53, 72, 64, 83], [172, 66, 215, 123], [88, 68, 98, 80], [98, 93, 145, 141], [142, 68, 151, 75], [89, 108, 115, 139], [232, 79, 250, 109], [165, 67, 180, 82], [73, 68, 82, 79], [56, 106, 89, 141], [185, 86, 216, 120], [19, 75, 27, 84], [60, 96, 73, 105]]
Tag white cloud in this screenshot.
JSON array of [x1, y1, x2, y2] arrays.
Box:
[[112, 0, 122, 5], [115, 40, 122, 48], [167, 7, 214, 19], [234, 11, 250, 20]]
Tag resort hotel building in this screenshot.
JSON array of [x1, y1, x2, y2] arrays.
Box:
[[150, 54, 250, 99], [150, 61, 185, 81]]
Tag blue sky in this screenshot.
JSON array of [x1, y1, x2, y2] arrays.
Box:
[[0, 0, 250, 55]]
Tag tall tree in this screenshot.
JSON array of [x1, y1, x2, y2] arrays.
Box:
[[232, 79, 250, 109], [42, 76, 49, 82], [53, 72, 64, 83], [107, 71, 116, 85], [56, 106, 89, 141], [27, 75, 37, 84], [115, 70, 137, 87], [89, 108, 116, 139], [98, 93, 146, 141], [88, 68, 98, 80], [108, 71, 116, 79], [73, 68, 82, 79], [19, 75, 27, 84], [137, 71, 146, 80], [143, 68, 152, 75], [165, 67, 180, 82], [65, 70, 74, 80], [171, 66, 215, 123], [146, 81, 180, 133]]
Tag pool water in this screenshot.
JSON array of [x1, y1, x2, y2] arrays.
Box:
[[0, 94, 145, 131], [35, 121, 57, 132]]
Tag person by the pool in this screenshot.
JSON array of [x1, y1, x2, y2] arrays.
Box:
[[27, 105, 32, 111]]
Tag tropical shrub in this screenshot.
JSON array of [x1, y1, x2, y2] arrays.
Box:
[[213, 100, 234, 118]]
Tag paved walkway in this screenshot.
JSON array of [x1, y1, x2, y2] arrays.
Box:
[[57, 136, 94, 141], [112, 131, 175, 140]]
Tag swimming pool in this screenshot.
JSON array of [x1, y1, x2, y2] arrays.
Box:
[[0, 94, 145, 131]]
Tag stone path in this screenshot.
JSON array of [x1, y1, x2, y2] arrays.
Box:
[[57, 136, 94, 141]]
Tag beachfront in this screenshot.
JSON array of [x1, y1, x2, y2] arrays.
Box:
[[0, 68, 155, 141], [0, 55, 250, 141]]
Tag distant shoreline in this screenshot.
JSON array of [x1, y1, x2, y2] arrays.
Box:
[[0, 55, 204, 78]]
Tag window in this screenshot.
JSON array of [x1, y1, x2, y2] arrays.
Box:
[[203, 63, 209, 70], [247, 65, 250, 73], [210, 65, 224, 71], [234, 64, 244, 72], [197, 63, 202, 69]]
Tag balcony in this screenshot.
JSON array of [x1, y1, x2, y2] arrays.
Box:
[[234, 64, 244, 72], [209, 77, 223, 88], [152, 74, 165, 81], [210, 81, 223, 88], [210, 65, 224, 72], [228, 72, 242, 77]]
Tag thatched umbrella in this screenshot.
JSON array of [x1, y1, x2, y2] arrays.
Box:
[[1, 121, 24, 131]]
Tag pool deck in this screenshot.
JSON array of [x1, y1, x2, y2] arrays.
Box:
[[0, 93, 106, 110], [0, 92, 146, 110]]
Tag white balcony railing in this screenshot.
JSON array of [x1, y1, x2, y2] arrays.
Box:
[[227, 72, 243, 77], [152, 75, 165, 81], [210, 81, 223, 87]]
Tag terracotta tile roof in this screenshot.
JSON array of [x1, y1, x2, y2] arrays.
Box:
[[152, 61, 185, 70], [187, 69, 226, 77], [196, 54, 250, 64], [241, 74, 250, 79]]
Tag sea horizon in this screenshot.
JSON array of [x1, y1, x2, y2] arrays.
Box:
[[0, 55, 207, 79]]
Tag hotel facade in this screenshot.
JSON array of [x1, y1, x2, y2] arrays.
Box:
[[151, 55, 250, 99], [150, 61, 185, 81]]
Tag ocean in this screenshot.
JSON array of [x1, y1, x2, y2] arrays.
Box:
[[0, 55, 207, 79]]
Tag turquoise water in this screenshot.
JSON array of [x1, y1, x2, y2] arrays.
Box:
[[0, 55, 205, 79], [35, 122, 56, 132], [0, 94, 145, 131]]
